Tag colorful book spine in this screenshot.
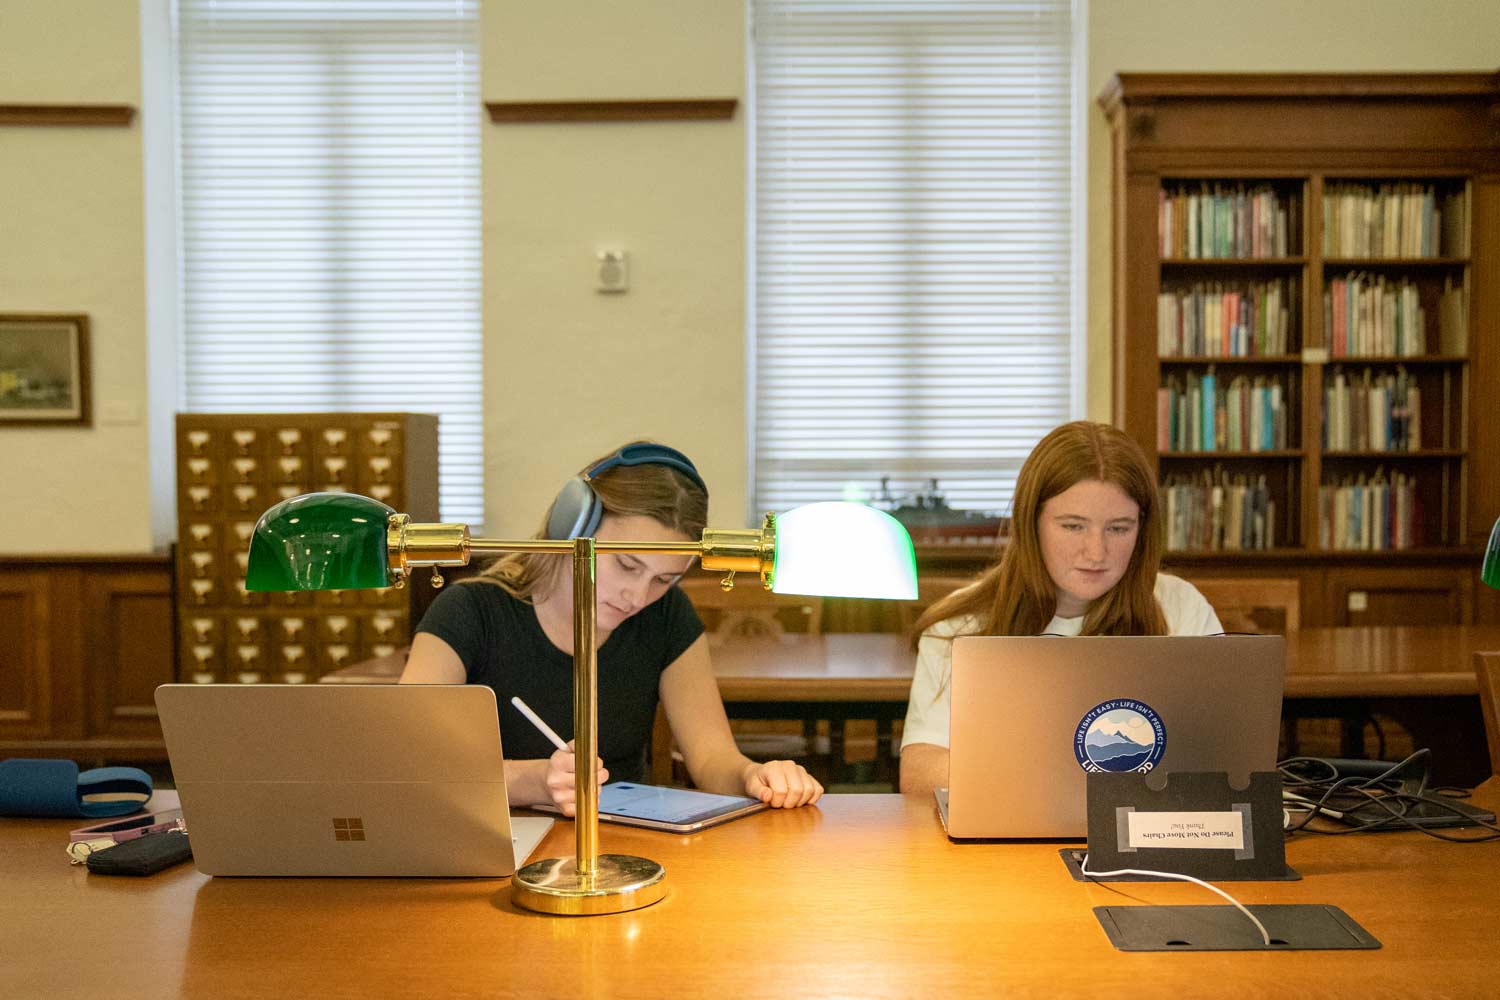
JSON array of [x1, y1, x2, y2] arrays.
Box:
[[1159, 183, 1292, 259], [1163, 467, 1276, 551], [1160, 369, 1289, 452], [1323, 183, 1459, 258], [1318, 470, 1421, 550]]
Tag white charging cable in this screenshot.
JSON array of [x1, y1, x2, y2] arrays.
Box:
[[1080, 854, 1272, 946]]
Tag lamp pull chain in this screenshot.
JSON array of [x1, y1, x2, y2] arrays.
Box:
[[719, 570, 735, 592], [429, 567, 445, 589]]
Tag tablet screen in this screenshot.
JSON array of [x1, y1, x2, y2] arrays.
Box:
[[600, 783, 760, 825]]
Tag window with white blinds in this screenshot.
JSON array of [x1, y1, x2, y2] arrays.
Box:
[[174, 0, 483, 525], [751, 0, 1080, 518]]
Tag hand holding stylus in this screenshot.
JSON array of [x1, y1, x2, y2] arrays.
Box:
[[512, 697, 608, 817]]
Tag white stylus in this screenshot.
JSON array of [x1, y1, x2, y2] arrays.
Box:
[[510, 696, 568, 751]]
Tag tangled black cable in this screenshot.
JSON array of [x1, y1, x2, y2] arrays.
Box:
[[1278, 750, 1500, 843]]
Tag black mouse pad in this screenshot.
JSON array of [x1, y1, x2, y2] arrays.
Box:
[[1094, 904, 1380, 951]]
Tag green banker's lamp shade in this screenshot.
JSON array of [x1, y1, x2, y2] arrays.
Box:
[[1485, 516, 1500, 590], [246, 492, 395, 592], [770, 501, 918, 600]]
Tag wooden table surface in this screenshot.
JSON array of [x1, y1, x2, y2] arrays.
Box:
[[4, 783, 1497, 999]]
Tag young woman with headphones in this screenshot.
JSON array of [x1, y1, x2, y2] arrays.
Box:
[[399, 441, 824, 815]]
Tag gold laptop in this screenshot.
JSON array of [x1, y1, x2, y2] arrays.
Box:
[[937, 635, 1284, 839]]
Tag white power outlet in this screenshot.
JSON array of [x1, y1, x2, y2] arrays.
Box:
[[1347, 591, 1368, 612], [596, 249, 629, 293]]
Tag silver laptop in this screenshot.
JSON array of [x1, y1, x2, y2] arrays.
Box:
[[155, 684, 552, 876], [937, 635, 1284, 839]]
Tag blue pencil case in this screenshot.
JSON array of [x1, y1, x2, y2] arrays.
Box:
[[0, 758, 153, 818]]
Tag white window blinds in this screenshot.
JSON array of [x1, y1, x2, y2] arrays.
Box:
[[174, 0, 483, 525], [751, 0, 1079, 517]]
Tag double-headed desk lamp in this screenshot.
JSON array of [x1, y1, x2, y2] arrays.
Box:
[[245, 492, 918, 915]]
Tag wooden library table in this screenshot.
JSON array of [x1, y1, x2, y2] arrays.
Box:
[[1282, 627, 1500, 783], [710, 627, 1500, 781], [322, 626, 1500, 700], [1282, 626, 1500, 697], [324, 627, 1500, 782], [4, 784, 1497, 999]]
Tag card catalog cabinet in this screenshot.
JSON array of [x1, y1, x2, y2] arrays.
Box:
[[175, 413, 439, 684]]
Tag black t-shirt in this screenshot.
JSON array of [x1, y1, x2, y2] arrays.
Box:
[[415, 581, 705, 784]]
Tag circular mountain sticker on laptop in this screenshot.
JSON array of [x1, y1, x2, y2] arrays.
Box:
[[1074, 699, 1166, 773]]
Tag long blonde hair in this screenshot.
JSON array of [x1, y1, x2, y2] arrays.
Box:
[[475, 440, 709, 601], [911, 421, 1167, 642]]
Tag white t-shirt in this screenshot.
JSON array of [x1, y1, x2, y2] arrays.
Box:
[[900, 573, 1223, 751]]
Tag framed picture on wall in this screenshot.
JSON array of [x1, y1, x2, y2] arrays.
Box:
[[0, 314, 90, 426]]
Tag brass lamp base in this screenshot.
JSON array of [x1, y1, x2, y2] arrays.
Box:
[[511, 854, 667, 916]]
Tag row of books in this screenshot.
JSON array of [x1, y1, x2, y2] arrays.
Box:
[[1158, 184, 1296, 259], [1157, 280, 1294, 357], [1158, 369, 1290, 453], [1317, 471, 1422, 551], [1323, 275, 1466, 356], [1323, 367, 1423, 452], [1322, 183, 1467, 259], [1163, 470, 1276, 551]]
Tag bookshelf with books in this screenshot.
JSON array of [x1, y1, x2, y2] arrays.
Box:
[[1100, 72, 1500, 626]]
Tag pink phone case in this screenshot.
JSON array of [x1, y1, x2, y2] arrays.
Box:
[[69, 809, 185, 844]]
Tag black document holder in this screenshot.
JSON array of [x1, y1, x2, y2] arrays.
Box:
[[1075, 771, 1296, 881]]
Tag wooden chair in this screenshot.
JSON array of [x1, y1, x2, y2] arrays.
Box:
[[1477, 652, 1500, 778], [675, 576, 830, 779], [675, 575, 823, 640], [1187, 577, 1402, 763], [1188, 577, 1301, 635]]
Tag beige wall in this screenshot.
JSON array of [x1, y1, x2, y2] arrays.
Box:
[[481, 1, 747, 534], [3, 1, 1498, 552], [0, 0, 150, 553], [1085, 0, 1500, 420]]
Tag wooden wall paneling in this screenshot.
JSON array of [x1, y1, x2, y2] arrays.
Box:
[[82, 568, 175, 742], [1323, 565, 1472, 627], [0, 556, 173, 759], [0, 569, 59, 739]]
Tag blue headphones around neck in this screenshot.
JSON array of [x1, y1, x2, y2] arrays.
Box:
[[545, 443, 707, 540]]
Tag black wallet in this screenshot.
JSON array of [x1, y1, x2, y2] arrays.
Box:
[[86, 831, 193, 876]]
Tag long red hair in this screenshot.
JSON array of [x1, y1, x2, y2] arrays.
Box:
[[911, 421, 1167, 641]]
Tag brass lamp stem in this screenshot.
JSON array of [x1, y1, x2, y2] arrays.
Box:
[[509, 535, 669, 915], [571, 537, 598, 878]]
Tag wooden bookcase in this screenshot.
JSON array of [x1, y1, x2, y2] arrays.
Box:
[[1099, 72, 1500, 626]]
